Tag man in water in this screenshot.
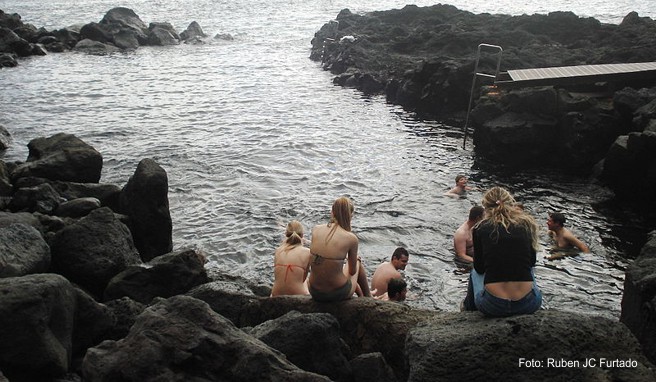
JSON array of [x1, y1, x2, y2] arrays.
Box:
[[546, 212, 590, 258], [453, 206, 485, 264], [374, 278, 408, 302], [371, 247, 409, 297], [445, 174, 474, 197]]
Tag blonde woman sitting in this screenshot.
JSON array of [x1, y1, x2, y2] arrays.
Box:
[[308, 197, 371, 302], [271, 220, 312, 296]]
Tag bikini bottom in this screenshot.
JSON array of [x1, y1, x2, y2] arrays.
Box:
[[309, 279, 353, 302]]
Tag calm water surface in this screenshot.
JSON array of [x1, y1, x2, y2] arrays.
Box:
[[1, 0, 654, 319]]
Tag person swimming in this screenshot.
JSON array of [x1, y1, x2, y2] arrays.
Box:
[[307, 197, 371, 302]]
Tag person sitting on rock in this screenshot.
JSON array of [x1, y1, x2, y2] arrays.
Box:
[[370, 247, 409, 297], [462, 186, 542, 317], [271, 220, 312, 296], [445, 174, 474, 197], [545, 212, 590, 260], [307, 197, 371, 302]]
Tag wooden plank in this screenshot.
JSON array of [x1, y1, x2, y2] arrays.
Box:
[[507, 62, 656, 82]]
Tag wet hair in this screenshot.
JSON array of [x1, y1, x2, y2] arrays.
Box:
[[387, 278, 407, 300], [391, 247, 409, 260], [549, 212, 566, 226], [468, 205, 484, 221], [455, 174, 466, 183], [282, 220, 304, 249], [327, 196, 354, 242], [478, 186, 539, 251]]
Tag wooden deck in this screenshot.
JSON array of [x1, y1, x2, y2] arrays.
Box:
[[494, 62, 656, 88]]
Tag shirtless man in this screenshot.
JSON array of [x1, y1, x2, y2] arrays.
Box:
[[445, 174, 474, 197], [370, 247, 409, 297], [453, 206, 485, 263], [546, 212, 590, 257]]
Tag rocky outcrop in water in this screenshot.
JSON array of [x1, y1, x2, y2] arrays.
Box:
[[0, 7, 211, 65], [310, 5, 656, 207]]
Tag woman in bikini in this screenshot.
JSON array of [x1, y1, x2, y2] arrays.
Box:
[[308, 197, 371, 302], [271, 220, 312, 296]]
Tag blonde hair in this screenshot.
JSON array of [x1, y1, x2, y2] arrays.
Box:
[[282, 220, 304, 249], [478, 186, 539, 251], [326, 196, 354, 243]]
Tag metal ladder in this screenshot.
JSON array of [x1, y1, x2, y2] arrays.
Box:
[[462, 44, 503, 149]]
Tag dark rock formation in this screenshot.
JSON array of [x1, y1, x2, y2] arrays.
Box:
[[622, 230, 656, 365], [0, 223, 50, 277], [8, 182, 62, 214], [350, 352, 397, 382], [249, 310, 353, 381], [180, 21, 206, 41], [0, 274, 76, 379], [104, 249, 208, 303], [406, 311, 655, 381], [81, 296, 331, 382], [311, 6, 656, 119], [11, 133, 103, 183], [50, 207, 141, 297], [119, 158, 173, 261], [1, 7, 212, 66]]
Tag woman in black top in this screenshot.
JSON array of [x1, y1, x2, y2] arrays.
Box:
[[462, 186, 542, 317]]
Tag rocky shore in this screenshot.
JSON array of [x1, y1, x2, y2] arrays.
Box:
[[2, 6, 656, 382], [0, 130, 654, 380], [310, 5, 656, 206]]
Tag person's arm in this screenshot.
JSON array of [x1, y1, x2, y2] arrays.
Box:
[[454, 231, 473, 263], [565, 230, 590, 253], [347, 235, 359, 276]]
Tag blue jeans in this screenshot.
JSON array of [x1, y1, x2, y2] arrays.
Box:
[[463, 270, 542, 317]]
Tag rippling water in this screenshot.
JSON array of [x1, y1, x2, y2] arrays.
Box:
[[1, 0, 654, 319]]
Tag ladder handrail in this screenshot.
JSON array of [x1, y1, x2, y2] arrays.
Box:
[[462, 44, 503, 149]]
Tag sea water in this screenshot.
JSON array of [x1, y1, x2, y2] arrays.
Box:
[[1, 0, 654, 318]]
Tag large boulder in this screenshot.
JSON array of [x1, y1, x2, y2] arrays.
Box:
[[119, 158, 172, 261], [100, 7, 149, 45], [10, 133, 103, 183], [104, 249, 209, 304], [180, 21, 206, 41], [81, 296, 331, 381], [601, 131, 656, 203], [50, 207, 141, 297], [621, 230, 656, 365], [0, 274, 76, 380], [0, 223, 50, 278], [406, 310, 656, 381], [0, 27, 32, 57], [147, 22, 179, 46], [249, 310, 353, 381]]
